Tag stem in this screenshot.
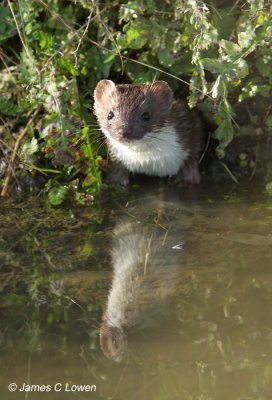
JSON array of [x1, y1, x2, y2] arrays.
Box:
[[1, 108, 40, 196]]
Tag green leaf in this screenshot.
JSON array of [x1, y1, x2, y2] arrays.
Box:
[[0, 97, 19, 116], [256, 49, 272, 80], [39, 31, 53, 51], [0, 4, 16, 44], [170, 52, 194, 75], [238, 31, 256, 49], [215, 119, 234, 158], [216, 12, 236, 39], [59, 58, 78, 77], [125, 25, 149, 49], [133, 69, 157, 84], [158, 50, 175, 68], [220, 39, 241, 55], [211, 75, 226, 99], [215, 100, 235, 157], [235, 59, 249, 79], [22, 137, 38, 157], [48, 186, 69, 206], [201, 58, 225, 74]]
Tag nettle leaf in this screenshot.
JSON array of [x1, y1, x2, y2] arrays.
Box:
[[201, 58, 226, 74], [220, 39, 241, 56]]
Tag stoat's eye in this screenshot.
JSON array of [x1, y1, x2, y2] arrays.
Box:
[[107, 111, 114, 120], [141, 112, 151, 121]]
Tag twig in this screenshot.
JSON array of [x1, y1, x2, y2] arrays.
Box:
[[198, 130, 211, 164], [35, 0, 207, 99], [34, 0, 242, 128], [219, 161, 240, 185], [1, 108, 40, 197], [7, 0, 39, 75], [72, 11, 93, 68]]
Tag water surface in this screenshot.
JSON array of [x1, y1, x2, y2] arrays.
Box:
[[1, 183, 272, 399]]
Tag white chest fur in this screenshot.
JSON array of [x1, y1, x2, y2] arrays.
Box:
[[104, 124, 188, 177]]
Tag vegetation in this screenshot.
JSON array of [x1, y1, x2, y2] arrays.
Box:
[[0, 0, 272, 202], [0, 197, 108, 348]]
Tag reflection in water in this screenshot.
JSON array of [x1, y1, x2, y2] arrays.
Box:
[[1, 187, 272, 399], [100, 214, 184, 361]]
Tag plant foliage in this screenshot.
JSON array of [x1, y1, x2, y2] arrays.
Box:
[[0, 0, 271, 200]]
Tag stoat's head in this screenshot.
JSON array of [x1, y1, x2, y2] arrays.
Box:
[[94, 80, 173, 143]]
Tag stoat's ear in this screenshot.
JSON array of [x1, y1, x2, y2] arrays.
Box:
[[148, 81, 173, 112], [94, 80, 116, 103]]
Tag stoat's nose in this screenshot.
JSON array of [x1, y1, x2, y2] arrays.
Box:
[[117, 128, 132, 140]]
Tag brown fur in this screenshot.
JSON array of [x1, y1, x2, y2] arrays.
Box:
[[94, 80, 204, 185]]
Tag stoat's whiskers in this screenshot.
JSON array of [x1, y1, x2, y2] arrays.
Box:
[[105, 123, 188, 177]]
